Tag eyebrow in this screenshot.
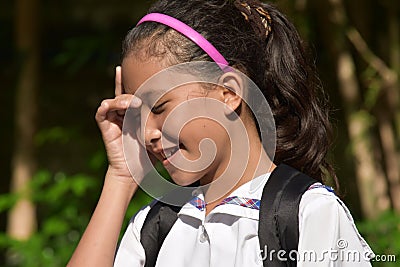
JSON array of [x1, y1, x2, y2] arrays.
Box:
[[138, 89, 166, 103]]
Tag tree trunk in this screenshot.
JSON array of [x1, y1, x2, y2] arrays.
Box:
[[384, 3, 400, 211], [336, 52, 389, 218], [313, 0, 390, 218], [7, 0, 40, 240], [377, 106, 400, 212], [346, 16, 400, 212]]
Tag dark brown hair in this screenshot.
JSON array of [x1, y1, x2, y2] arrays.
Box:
[[122, 0, 338, 188]]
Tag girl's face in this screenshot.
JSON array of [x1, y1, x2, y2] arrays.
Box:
[[122, 56, 233, 186]]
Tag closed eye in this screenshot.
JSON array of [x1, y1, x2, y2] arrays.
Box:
[[151, 100, 168, 114]]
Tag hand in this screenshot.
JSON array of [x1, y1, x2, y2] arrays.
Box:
[[95, 66, 143, 183]]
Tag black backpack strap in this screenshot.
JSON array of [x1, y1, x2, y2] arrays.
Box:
[[259, 164, 317, 267], [140, 201, 181, 267], [139, 182, 197, 267]]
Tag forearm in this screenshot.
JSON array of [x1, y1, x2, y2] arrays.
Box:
[[68, 169, 138, 267]]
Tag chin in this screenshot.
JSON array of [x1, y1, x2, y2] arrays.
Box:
[[168, 170, 203, 187]]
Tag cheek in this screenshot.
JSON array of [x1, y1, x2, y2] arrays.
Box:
[[158, 114, 181, 142], [160, 99, 229, 151], [180, 119, 229, 150]]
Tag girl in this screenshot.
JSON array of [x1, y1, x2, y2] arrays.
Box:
[[68, 0, 374, 266]]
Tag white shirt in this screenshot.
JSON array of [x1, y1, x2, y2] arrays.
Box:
[[114, 173, 374, 267]]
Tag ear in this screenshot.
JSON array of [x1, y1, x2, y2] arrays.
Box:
[[217, 71, 244, 114]]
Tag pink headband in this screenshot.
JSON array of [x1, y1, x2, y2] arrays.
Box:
[[137, 13, 230, 71]]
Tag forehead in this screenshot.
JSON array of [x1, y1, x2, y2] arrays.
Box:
[[121, 56, 166, 95], [121, 56, 211, 107]]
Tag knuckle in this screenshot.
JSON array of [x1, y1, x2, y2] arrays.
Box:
[[101, 99, 109, 107]]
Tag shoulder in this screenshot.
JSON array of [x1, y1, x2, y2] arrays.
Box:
[[299, 184, 363, 231], [123, 199, 163, 239], [298, 184, 374, 264], [299, 184, 360, 237], [114, 202, 155, 267], [299, 184, 339, 227]]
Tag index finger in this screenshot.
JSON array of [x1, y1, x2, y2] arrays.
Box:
[[115, 66, 124, 96]]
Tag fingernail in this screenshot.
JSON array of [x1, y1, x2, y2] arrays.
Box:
[[131, 97, 142, 107]]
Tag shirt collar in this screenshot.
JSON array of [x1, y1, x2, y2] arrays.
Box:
[[178, 173, 270, 221]]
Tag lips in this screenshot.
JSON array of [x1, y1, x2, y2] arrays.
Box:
[[160, 144, 186, 167], [163, 146, 180, 159]]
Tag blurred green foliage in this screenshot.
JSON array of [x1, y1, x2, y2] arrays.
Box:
[[0, 168, 152, 267], [0, 170, 97, 266], [357, 211, 400, 266]]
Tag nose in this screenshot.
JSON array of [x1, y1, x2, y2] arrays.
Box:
[[144, 118, 162, 153], [145, 128, 161, 146]]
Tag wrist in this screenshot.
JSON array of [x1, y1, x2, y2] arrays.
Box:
[[104, 167, 138, 202]]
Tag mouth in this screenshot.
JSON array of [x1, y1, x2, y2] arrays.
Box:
[[161, 144, 184, 164]]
